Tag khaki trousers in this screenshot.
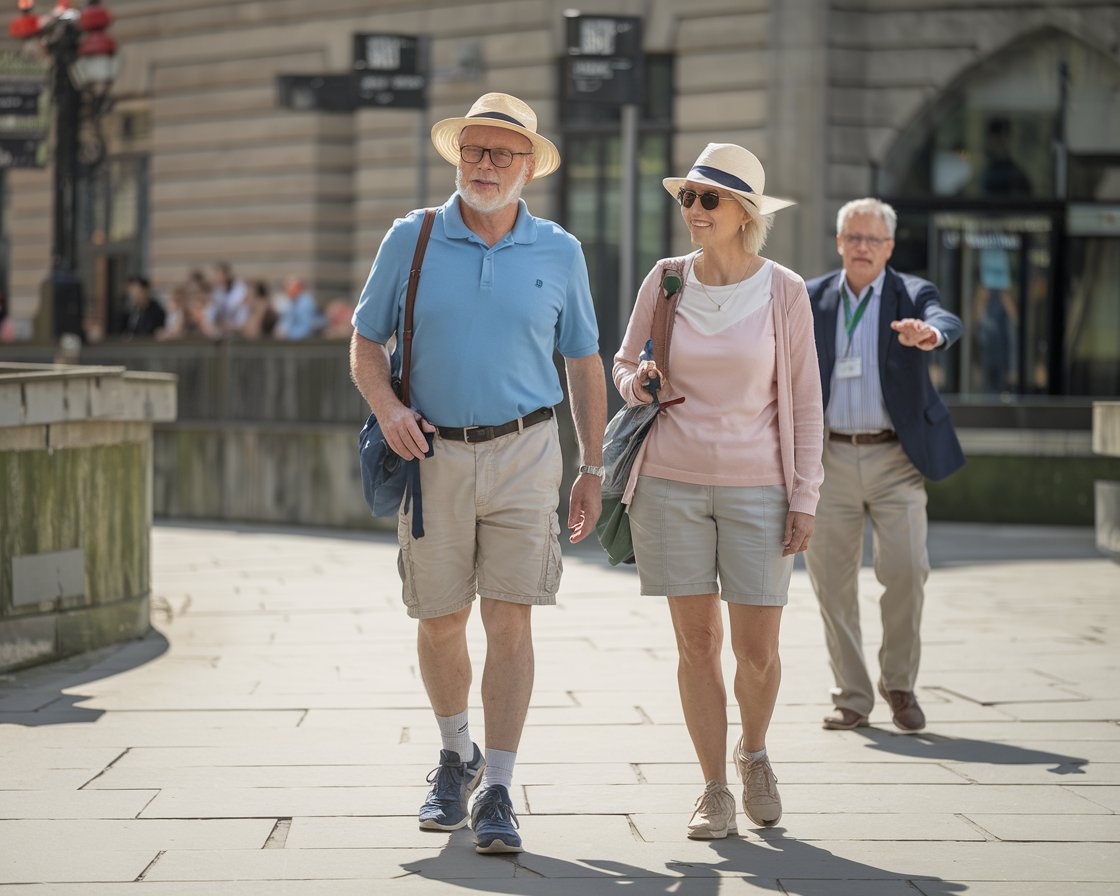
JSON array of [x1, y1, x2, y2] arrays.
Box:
[[805, 439, 930, 716]]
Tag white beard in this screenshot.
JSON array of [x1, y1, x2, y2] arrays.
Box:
[[456, 166, 529, 214]]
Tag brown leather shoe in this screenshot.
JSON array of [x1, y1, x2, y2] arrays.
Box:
[[878, 680, 926, 731], [821, 707, 869, 730]]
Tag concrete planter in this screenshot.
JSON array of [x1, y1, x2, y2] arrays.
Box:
[[0, 363, 176, 671]]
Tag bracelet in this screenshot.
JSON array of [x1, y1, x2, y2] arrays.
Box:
[[578, 464, 605, 478]]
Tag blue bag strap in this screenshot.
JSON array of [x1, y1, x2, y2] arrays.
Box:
[[401, 432, 435, 539]]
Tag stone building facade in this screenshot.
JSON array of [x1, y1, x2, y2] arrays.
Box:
[[2, 0, 1118, 398]]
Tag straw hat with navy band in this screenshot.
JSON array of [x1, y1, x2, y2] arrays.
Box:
[[431, 93, 561, 179], [663, 143, 795, 216]]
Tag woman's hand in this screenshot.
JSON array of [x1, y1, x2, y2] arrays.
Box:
[[782, 511, 815, 556], [634, 359, 664, 402]]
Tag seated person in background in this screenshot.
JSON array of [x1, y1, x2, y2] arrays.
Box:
[[204, 261, 249, 336], [239, 280, 279, 340], [118, 275, 166, 339], [322, 298, 356, 339], [276, 275, 325, 339], [157, 282, 207, 341]]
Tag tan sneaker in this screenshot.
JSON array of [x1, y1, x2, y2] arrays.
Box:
[[734, 736, 782, 826], [686, 780, 737, 840]]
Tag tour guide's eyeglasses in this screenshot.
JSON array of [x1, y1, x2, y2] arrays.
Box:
[[460, 145, 534, 168], [676, 188, 730, 211], [841, 233, 891, 248]]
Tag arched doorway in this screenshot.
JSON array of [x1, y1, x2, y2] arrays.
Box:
[[876, 28, 1120, 398]]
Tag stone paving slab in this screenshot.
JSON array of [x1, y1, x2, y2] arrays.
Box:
[[0, 850, 156, 885], [636, 761, 966, 784], [88, 762, 639, 790], [2, 883, 1119, 896], [629, 812, 985, 842], [0, 522, 1116, 892], [967, 813, 1120, 841], [0, 790, 159, 819], [0, 818, 275, 851], [523, 782, 1110, 815]]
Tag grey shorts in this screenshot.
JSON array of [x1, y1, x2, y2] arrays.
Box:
[[397, 417, 564, 619], [628, 476, 794, 605]]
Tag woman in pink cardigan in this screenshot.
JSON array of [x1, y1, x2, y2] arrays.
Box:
[[614, 144, 824, 839]]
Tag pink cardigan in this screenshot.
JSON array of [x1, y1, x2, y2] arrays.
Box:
[[613, 252, 824, 514]]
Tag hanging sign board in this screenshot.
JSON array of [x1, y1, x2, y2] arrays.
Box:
[[0, 80, 43, 116], [563, 15, 644, 105], [276, 75, 354, 113], [0, 135, 44, 168], [352, 34, 428, 109]]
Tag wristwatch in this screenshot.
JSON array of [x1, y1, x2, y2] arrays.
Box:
[[578, 464, 605, 477]]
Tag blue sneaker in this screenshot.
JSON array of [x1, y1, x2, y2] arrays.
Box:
[[470, 783, 522, 854], [418, 744, 485, 831]]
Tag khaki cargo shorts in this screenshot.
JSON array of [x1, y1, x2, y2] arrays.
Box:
[[397, 417, 564, 619]]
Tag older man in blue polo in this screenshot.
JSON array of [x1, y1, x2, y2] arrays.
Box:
[[349, 93, 606, 854]]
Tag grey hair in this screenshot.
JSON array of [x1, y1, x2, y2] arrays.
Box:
[[736, 196, 774, 255], [836, 198, 897, 239]]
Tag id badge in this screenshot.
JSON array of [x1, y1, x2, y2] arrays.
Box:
[[836, 356, 862, 379]]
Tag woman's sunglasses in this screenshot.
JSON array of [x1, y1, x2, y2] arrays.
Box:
[[676, 188, 727, 211]]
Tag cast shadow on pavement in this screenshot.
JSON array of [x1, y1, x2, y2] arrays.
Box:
[[854, 726, 1089, 774], [400, 829, 966, 894], [0, 629, 168, 727]]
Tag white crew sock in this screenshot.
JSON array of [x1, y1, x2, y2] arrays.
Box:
[[745, 747, 768, 763], [435, 710, 472, 761], [480, 748, 516, 790]]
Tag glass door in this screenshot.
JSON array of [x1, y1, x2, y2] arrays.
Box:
[[927, 212, 1056, 397]]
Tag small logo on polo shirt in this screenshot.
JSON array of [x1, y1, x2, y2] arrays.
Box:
[[535, 279, 543, 288]]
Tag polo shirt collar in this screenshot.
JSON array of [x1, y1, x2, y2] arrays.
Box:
[[442, 195, 538, 245]]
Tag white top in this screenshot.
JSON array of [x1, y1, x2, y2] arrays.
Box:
[[679, 259, 774, 335]]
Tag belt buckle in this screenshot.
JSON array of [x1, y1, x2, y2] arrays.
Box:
[[463, 425, 487, 444]]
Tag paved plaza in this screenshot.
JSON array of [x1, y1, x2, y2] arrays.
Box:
[[1, 521, 1118, 894]]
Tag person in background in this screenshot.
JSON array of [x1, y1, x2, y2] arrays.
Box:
[[805, 197, 965, 735], [614, 143, 823, 839], [204, 261, 249, 336], [322, 298, 356, 339], [117, 275, 166, 339], [239, 280, 279, 339], [276, 276, 325, 340]]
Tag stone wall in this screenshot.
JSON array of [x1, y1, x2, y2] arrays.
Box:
[[1092, 402, 1120, 560], [0, 364, 176, 671]]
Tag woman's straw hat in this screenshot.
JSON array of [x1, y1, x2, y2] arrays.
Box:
[[663, 143, 794, 215]]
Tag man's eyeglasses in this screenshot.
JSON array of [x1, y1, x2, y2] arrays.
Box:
[[460, 145, 533, 168], [676, 188, 727, 211], [841, 234, 891, 248]]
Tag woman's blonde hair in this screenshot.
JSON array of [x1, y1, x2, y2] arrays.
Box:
[[736, 197, 774, 255]]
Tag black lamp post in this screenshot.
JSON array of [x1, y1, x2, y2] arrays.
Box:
[[8, 0, 119, 340]]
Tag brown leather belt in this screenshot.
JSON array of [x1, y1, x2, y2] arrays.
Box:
[[437, 407, 553, 444], [829, 429, 898, 446]]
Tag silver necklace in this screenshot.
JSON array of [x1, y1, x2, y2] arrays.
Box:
[[696, 256, 755, 311]]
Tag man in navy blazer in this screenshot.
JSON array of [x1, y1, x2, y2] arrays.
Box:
[[805, 198, 964, 733]]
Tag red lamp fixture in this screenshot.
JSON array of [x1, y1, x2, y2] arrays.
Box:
[[8, 0, 41, 39], [73, 0, 118, 89], [7, 1, 118, 89]]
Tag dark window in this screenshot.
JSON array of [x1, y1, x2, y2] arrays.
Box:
[[559, 55, 674, 365]]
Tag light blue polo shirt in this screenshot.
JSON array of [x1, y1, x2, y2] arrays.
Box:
[[353, 195, 599, 428]]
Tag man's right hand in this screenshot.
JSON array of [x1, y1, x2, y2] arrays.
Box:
[[380, 402, 437, 460]]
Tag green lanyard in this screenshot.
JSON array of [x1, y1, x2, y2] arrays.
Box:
[[842, 286, 873, 347]]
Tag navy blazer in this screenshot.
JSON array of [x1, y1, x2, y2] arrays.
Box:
[[807, 266, 965, 482]]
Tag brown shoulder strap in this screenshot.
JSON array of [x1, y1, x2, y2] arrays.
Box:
[[399, 208, 437, 408], [651, 264, 684, 378]]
